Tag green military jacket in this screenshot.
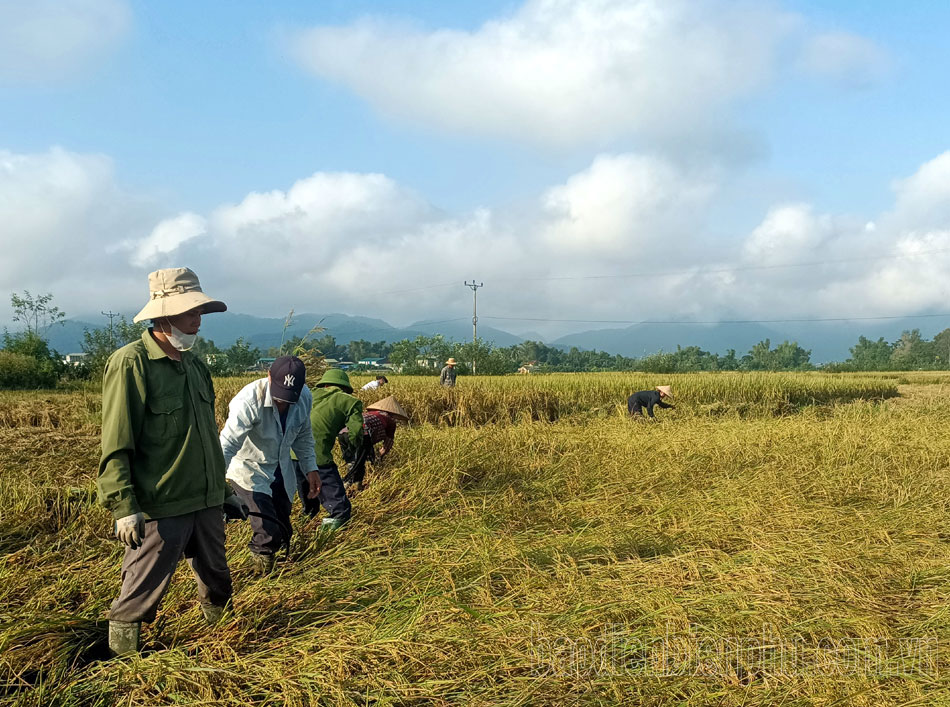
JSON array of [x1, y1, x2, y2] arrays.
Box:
[[311, 386, 363, 467], [98, 329, 227, 520]]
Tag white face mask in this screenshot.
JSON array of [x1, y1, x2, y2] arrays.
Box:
[[161, 322, 198, 351]]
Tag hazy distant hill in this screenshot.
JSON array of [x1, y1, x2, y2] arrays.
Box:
[[205, 313, 399, 351], [36, 312, 522, 355], [550, 317, 950, 363], [43, 319, 100, 355], [24, 311, 950, 363], [406, 319, 523, 347], [552, 322, 782, 360]]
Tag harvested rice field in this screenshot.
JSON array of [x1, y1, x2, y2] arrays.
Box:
[[2, 372, 949, 705]]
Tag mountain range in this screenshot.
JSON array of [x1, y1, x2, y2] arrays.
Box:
[[25, 311, 950, 364]]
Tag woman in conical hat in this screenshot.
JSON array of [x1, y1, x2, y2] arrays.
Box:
[[366, 396, 409, 422], [627, 385, 675, 419], [339, 396, 409, 495]]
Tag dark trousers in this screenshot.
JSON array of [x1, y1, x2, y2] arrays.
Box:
[[340, 432, 375, 487], [109, 507, 232, 623], [629, 402, 645, 416], [232, 467, 292, 556], [296, 460, 352, 522]]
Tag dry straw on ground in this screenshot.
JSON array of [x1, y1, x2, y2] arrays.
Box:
[[1, 372, 948, 705]]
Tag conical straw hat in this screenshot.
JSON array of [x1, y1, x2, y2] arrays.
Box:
[[366, 396, 409, 421], [656, 385, 673, 398]]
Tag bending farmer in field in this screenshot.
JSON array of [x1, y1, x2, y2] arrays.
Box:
[[440, 358, 458, 387], [339, 396, 409, 496], [297, 368, 363, 530], [628, 385, 675, 419], [220, 356, 320, 575], [98, 267, 248, 656], [361, 375, 388, 391]]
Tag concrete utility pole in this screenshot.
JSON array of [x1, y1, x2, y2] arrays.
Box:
[[464, 280, 483, 374], [102, 310, 119, 348]]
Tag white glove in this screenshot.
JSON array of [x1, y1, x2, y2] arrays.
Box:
[[115, 512, 146, 549], [223, 493, 249, 520]]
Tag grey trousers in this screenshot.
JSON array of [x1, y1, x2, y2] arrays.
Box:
[[109, 507, 232, 623]]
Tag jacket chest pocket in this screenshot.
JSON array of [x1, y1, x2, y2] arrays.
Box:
[[144, 394, 185, 443], [195, 382, 217, 426]]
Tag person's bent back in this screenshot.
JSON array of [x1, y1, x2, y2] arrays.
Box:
[[627, 385, 674, 418]]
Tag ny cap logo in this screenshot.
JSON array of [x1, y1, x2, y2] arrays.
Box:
[[284, 374, 295, 387]]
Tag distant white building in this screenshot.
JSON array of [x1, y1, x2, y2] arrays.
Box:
[[63, 353, 87, 366], [358, 357, 388, 367]]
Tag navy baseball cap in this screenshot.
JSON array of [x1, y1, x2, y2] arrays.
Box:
[[270, 356, 306, 402]]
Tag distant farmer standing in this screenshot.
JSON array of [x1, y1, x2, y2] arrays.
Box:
[[298, 369, 363, 530], [98, 267, 248, 656], [220, 356, 320, 575], [340, 396, 409, 495], [628, 385, 675, 419], [440, 358, 458, 387]]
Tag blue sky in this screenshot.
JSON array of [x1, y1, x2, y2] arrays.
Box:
[[2, 0, 554, 213], [2, 0, 949, 335]]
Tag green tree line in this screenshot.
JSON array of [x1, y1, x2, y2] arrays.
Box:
[[5, 291, 950, 388]]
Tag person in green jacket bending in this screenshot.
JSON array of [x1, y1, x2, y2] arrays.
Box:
[[297, 368, 363, 530], [97, 267, 248, 656]]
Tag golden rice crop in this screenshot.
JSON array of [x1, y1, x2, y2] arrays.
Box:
[[0, 372, 898, 433], [1, 373, 945, 706], [348, 372, 899, 425]]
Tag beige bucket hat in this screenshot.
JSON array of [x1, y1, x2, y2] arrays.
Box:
[[366, 396, 409, 422], [656, 385, 673, 398], [133, 268, 227, 323], [446, 358, 457, 365]]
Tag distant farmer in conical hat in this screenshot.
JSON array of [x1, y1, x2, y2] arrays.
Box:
[[296, 368, 362, 530], [628, 385, 675, 419], [339, 396, 409, 496], [440, 358, 458, 387]]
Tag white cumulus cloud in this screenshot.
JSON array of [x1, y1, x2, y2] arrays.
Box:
[[742, 204, 836, 265], [290, 0, 797, 147], [4, 146, 950, 332], [731, 152, 950, 318], [117, 153, 714, 321], [0, 0, 131, 82], [886, 151, 950, 232], [0, 147, 160, 317], [541, 154, 716, 255], [132, 212, 207, 267]]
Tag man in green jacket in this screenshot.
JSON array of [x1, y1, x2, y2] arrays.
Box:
[[98, 267, 247, 656], [297, 368, 363, 530]]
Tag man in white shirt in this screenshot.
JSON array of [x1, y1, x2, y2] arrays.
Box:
[[361, 375, 388, 391], [219, 356, 320, 575]]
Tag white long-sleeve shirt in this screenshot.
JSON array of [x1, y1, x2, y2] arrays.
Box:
[[220, 378, 317, 501]]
